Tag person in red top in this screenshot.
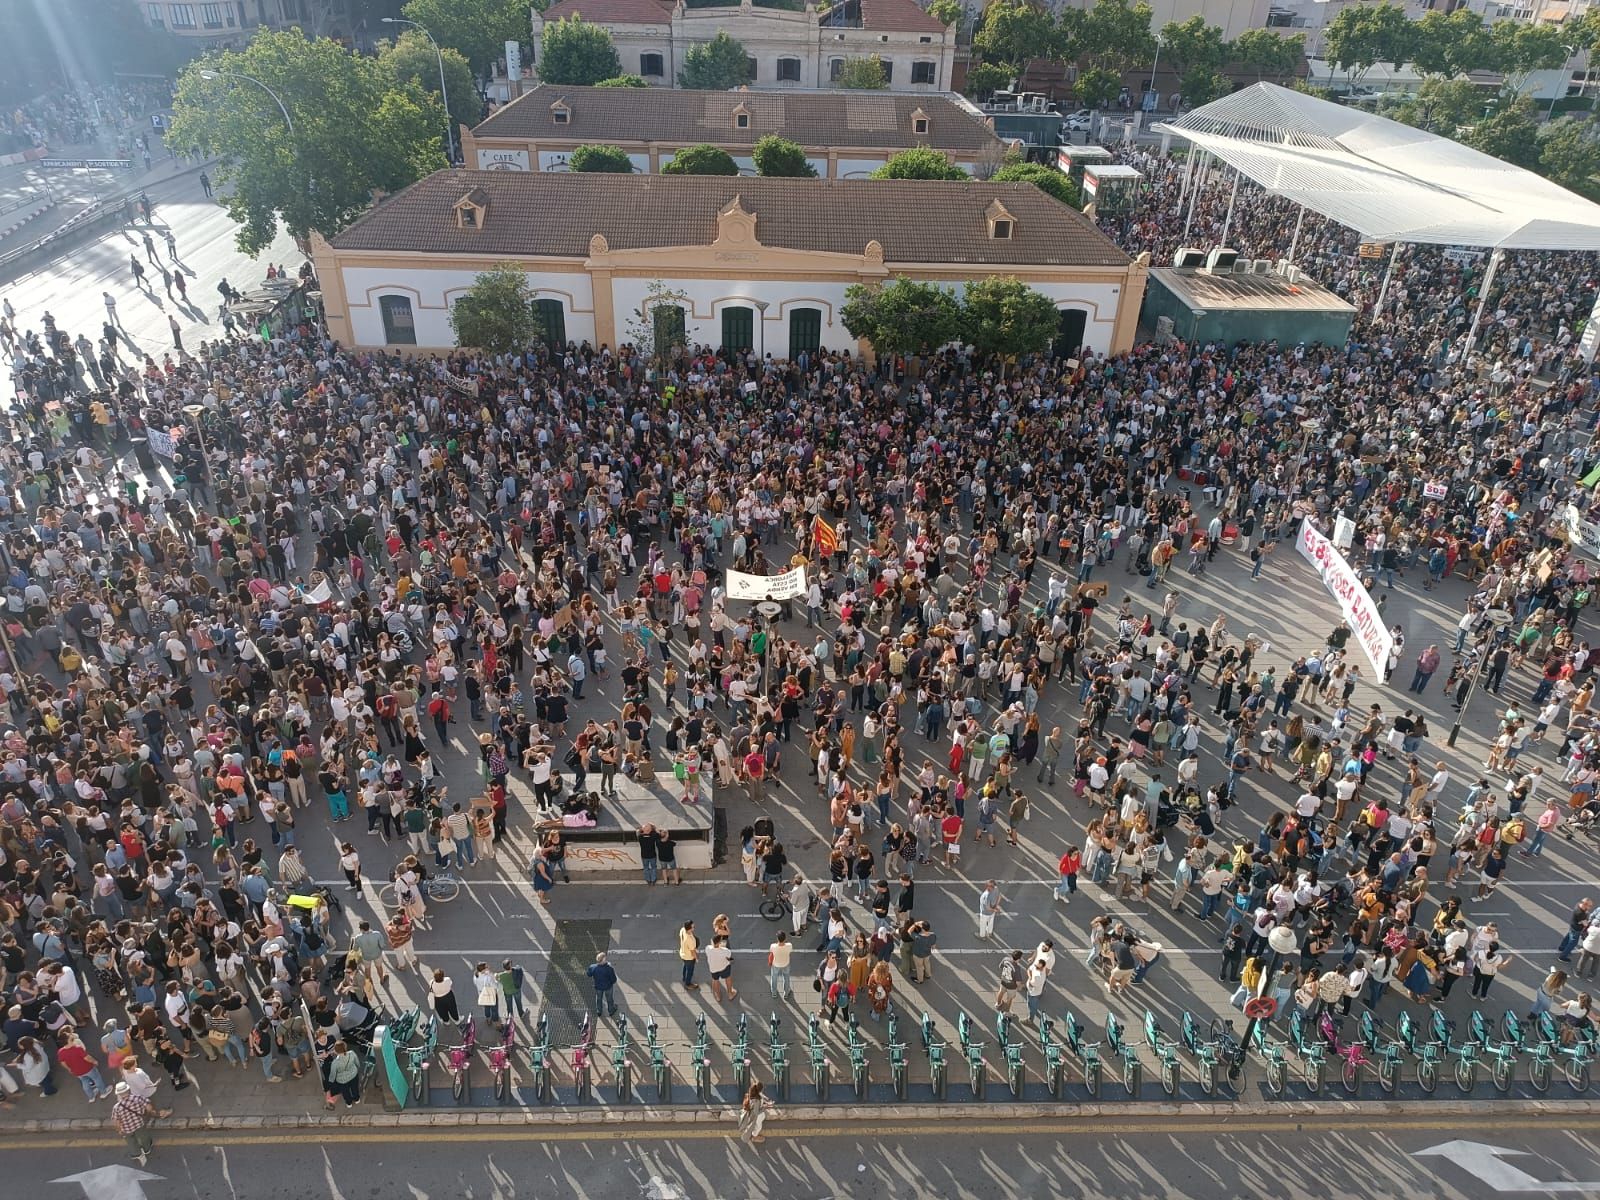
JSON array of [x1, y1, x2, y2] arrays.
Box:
[[1055, 846, 1082, 903], [743, 747, 767, 805], [58, 1032, 108, 1101], [119, 825, 146, 865], [941, 811, 963, 868]]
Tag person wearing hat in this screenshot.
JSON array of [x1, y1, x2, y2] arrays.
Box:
[[112, 1080, 158, 1164]]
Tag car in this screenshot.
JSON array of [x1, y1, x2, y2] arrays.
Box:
[[1063, 109, 1093, 132]]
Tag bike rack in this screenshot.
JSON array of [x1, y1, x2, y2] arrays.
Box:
[[612, 1013, 633, 1102], [957, 1012, 986, 1099], [646, 1016, 671, 1103], [888, 1010, 908, 1100], [995, 1011, 1024, 1097], [692, 1014, 712, 1103], [529, 1015, 551, 1105], [732, 1014, 751, 1094], [1105, 1012, 1140, 1097], [1143, 1011, 1181, 1096], [847, 1015, 869, 1099], [769, 1013, 790, 1101], [1039, 1014, 1067, 1098], [807, 1014, 829, 1100], [921, 1011, 948, 1101], [406, 1014, 438, 1107], [446, 1017, 477, 1105]]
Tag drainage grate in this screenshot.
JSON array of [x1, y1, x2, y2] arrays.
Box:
[[538, 919, 612, 1048]]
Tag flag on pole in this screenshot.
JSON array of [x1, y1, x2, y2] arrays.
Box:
[[811, 515, 838, 558]]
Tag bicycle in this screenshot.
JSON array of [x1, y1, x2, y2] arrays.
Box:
[[1319, 1011, 1374, 1096], [1253, 1025, 1290, 1096], [1502, 1011, 1551, 1094], [520, 1017, 544, 1105], [888, 1009, 908, 1100], [921, 1011, 948, 1101], [1430, 1010, 1481, 1094], [1539, 1012, 1597, 1091], [768, 1013, 790, 1101], [405, 1014, 437, 1106], [1062, 1011, 1102, 1098], [1143, 1011, 1182, 1096], [379, 869, 461, 908], [1469, 1010, 1517, 1094], [995, 1011, 1025, 1097], [612, 1013, 633, 1102], [1105, 1011, 1142, 1098], [1039, 1014, 1070, 1099], [1357, 1011, 1407, 1094], [732, 1013, 751, 1093], [443, 1015, 476, 1104], [1397, 1011, 1443, 1094], [572, 1014, 595, 1102], [757, 891, 792, 922], [957, 1011, 986, 1099], [1288, 1010, 1327, 1094], [807, 1014, 830, 1099], [847, 1014, 869, 1099], [1180, 1011, 1241, 1096], [646, 1016, 671, 1103], [692, 1014, 713, 1103]]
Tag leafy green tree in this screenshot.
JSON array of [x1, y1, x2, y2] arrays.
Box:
[[625, 282, 693, 366], [595, 74, 649, 87], [539, 16, 623, 86], [168, 29, 446, 256], [662, 143, 740, 175], [1464, 95, 1542, 171], [1409, 9, 1491, 77], [1385, 77, 1483, 134], [992, 161, 1080, 206], [402, 0, 529, 77], [1075, 66, 1123, 110], [752, 135, 818, 177], [961, 276, 1060, 366], [678, 32, 751, 88], [841, 278, 962, 356], [569, 144, 635, 172], [1180, 69, 1232, 107], [1229, 29, 1304, 82], [1539, 118, 1600, 201], [837, 57, 889, 89], [1489, 21, 1569, 94], [975, 0, 1063, 71], [1160, 15, 1226, 78], [1322, 2, 1415, 86], [928, 0, 964, 29], [378, 30, 480, 138], [871, 146, 967, 180], [448, 264, 543, 352], [1079, 0, 1157, 74], [965, 62, 1013, 99]]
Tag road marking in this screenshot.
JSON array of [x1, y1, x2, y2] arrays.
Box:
[[1416, 1140, 1600, 1193], [13, 1114, 1600, 1151]]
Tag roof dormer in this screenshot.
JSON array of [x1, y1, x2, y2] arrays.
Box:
[[732, 102, 751, 131], [985, 197, 1015, 241], [550, 98, 571, 125], [911, 107, 929, 137], [454, 188, 489, 231]]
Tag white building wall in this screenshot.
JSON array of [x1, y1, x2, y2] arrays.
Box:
[[609, 275, 861, 353], [1028, 280, 1124, 355], [338, 266, 598, 348]]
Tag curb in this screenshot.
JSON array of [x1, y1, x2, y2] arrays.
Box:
[[0, 200, 56, 241], [8, 1097, 1600, 1135]]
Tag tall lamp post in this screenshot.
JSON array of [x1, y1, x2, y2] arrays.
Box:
[[199, 69, 294, 136], [1228, 924, 1298, 1087], [183, 402, 212, 496], [383, 17, 458, 165], [1446, 607, 1515, 748], [1147, 33, 1164, 112]]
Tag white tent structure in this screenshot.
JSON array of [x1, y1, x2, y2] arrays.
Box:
[[1156, 82, 1600, 251]]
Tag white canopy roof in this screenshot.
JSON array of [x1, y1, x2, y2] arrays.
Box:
[[1156, 82, 1600, 251]]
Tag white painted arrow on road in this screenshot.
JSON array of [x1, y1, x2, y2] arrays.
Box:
[[52, 1166, 164, 1200], [1416, 1141, 1600, 1193]]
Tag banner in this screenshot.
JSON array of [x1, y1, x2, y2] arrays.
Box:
[[727, 566, 807, 602], [147, 428, 177, 458], [1295, 521, 1394, 680]]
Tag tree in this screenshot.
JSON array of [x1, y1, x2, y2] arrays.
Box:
[[928, 0, 963, 29], [753, 135, 818, 177], [625, 282, 693, 366], [1539, 118, 1600, 201], [1386, 77, 1483, 134], [975, 0, 1063, 72], [965, 62, 1013, 99], [1075, 66, 1123, 110], [678, 32, 751, 89], [401, 0, 528, 77], [1322, 2, 1415, 86], [539, 16, 622, 86], [841, 278, 962, 356], [378, 29, 480, 139], [1409, 9, 1490, 78], [595, 74, 649, 87], [1160, 15, 1225, 78], [837, 57, 889, 89], [992, 161, 1080, 207], [1079, 0, 1157, 74], [871, 147, 967, 180], [1180, 70, 1232, 108], [961, 276, 1060, 365], [662, 143, 740, 175], [168, 29, 446, 256], [569, 144, 635, 172], [1464, 95, 1542, 171], [449, 264, 542, 352], [1230, 29, 1304, 83], [1490, 21, 1569, 95]]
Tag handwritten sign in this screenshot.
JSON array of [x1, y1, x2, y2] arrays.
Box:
[[1422, 481, 1448, 500], [1296, 521, 1394, 680]]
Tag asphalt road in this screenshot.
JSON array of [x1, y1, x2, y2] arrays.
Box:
[[13, 1113, 1600, 1199]]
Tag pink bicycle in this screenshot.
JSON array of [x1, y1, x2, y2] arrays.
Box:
[[443, 1016, 476, 1103], [1320, 1011, 1375, 1095]]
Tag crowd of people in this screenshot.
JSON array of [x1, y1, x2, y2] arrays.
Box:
[[0, 123, 1595, 1152], [0, 81, 172, 158]]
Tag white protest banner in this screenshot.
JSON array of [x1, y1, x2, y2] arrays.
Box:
[[1422, 481, 1449, 500], [1295, 521, 1394, 680], [147, 428, 177, 458], [726, 566, 807, 602]]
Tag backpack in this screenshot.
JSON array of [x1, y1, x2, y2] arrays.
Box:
[[1000, 956, 1019, 988]]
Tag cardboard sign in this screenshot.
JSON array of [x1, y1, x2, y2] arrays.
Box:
[[1422, 481, 1449, 500]]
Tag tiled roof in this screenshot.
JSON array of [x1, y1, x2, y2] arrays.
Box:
[[330, 170, 1130, 267], [858, 0, 948, 33], [541, 0, 672, 24], [473, 85, 1001, 152]]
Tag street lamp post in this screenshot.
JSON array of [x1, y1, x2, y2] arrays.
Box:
[[1228, 925, 1298, 1087], [383, 17, 457, 165], [1148, 34, 1163, 112], [183, 402, 211, 497], [199, 69, 294, 136], [1446, 608, 1515, 748]]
